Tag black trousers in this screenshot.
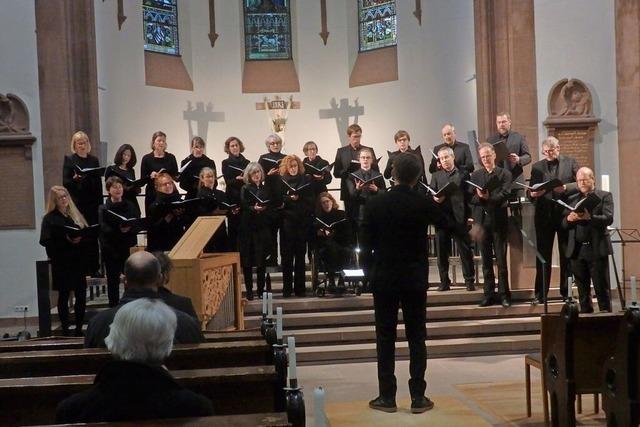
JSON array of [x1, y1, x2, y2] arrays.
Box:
[[227, 214, 241, 252], [58, 276, 87, 330], [534, 220, 570, 300], [435, 225, 475, 285], [479, 225, 510, 299], [373, 288, 427, 399], [103, 249, 127, 307], [243, 266, 266, 296], [570, 248, 612, 312], [281, 219, 308, 296]]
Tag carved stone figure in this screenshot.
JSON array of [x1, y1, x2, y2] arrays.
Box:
[[547, 78, 594, 118], [0, 93, 29, 134]]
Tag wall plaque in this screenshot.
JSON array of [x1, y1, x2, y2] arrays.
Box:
[[543, 78, 600, 169]]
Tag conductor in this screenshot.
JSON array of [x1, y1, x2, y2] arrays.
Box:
[[360, 153, 446, 414]]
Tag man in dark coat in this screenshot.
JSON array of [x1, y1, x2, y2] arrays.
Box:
[[562, 167, 613, 313], [333, 124, 378, 223], [528, 137, 579, 304], [487, 113, 531, 189], [428, 123, 475, 175], [430, 146, 475, 291], [469, 143, 513, 308], [85, 251, 203, 348], [361, 153, 447, 414]]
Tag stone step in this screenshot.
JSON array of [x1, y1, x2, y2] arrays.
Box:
[[285, 316, 541, 345], [297, 334, 541, 364], [245, 288, 564, 315], [245, 301, 564, 329]]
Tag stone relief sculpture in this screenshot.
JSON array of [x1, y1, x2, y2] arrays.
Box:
[[547, 78, 593, 118], [0, 93, 29, 133]]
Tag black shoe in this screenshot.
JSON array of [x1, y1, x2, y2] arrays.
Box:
[[411, 396, 435, 414], [246, 290, 254, 301], [368, 396, 397, 413], [437, 283, 450, 292], [466, 282, 476, 291], [478, 298, 493, 307], [501, 298, 511, 308], [531, 298, 541, 306]]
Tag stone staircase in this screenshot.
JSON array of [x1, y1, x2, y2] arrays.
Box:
[[243, 271, 564, 365]]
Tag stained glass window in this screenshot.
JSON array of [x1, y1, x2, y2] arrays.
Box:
[[243, 0, 292, 61], [358, 0, 397, 52], [143, 0, 180, 55]]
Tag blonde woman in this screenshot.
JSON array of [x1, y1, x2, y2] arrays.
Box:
[[39, 186, 91, 336], [62, 131, 102, 274]]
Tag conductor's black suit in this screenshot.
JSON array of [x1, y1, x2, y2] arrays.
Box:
[[360, 184, 446, 400]]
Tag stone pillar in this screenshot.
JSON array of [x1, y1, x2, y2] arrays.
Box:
[[615, 0, 640, 280], [474, 0, 539, 289], [35, 0, 100, 194]]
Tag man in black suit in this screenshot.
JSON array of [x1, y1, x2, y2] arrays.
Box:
[[361, 153, 446, 414], [428, 123, 475, 175], [85, 251, 203, 348], [528, 137, 579, 304], [469, 143, 512, 307], [487, 113, 531, 189], [562, 167, 613, 313], [430, 146, 476, 291], [333, 124, 378, 222]]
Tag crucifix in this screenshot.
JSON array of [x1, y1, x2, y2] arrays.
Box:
[[319, 0, 329, 45], [208, 0, 219, 47], [319, 98, 365, 147], [183, 101, 225, 143], [255, 96, 301, 140], [413, 0, 422, 26]]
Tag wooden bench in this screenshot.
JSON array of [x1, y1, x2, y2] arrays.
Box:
[[603, 308, 640, 426], [37, 412, 289, 426], [542, 305, 623, 426], [0, 329, 264, 353], [0, 340, 271, 379], [0, 366, 279, 427]]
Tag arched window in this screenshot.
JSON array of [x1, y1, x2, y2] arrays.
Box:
[[358, 0, 397, 52], [143, 0, 180, 55], [243, 0, 292, 60]]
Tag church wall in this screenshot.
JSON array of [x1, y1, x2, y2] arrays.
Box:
[[534, 0, 620, 221], [0, 0, 47, 318], [94, 0, 478, 181]]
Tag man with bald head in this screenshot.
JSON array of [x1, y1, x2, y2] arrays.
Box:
[[428, 123, 474, 175], [562, 167, 613, 313], [85, 251, 203, 348]]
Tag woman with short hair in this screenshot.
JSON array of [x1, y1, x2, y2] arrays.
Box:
[[146, 173, 187, 252], [239, 162, 274, 300], [56, 298, 214, 423], [302, 140, 332, 197], [140, 131, 178, 210], [179, 136, 216, 200], [221, 137, 250, 251], [104, 144, 141, 216]]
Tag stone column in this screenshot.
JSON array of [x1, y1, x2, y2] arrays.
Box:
[[615, 0, 640, 281], [474, 0, 539, 289], [35, 0, 100, 194]]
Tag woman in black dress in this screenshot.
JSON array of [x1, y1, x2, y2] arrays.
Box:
[[39, 186, 91, 335], [62, 131, 102, 275], [146, 173, 187, 252], [179, 136, 216, 200], [258, 134, 286, 266], [221, 137, 250, 251], [197, 167, 230, 252], [302, 141, 332, 198], [313, 192, 353, 288], [99, 177, 140, 307], [140, 131, 178, 210], [239, 162, 274, 300], [279, 155, 314, 297], [104, 144, 141, 216]]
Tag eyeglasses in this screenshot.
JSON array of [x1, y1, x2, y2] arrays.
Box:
[[542, 147, 558, 154], [268, 141, 281, 146]]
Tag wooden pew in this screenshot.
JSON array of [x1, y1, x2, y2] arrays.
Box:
[[603, 308, 640, 426], [36, 412, 289, 426], [0, 340, 270, 379], [0, 329, 264, 353], [0, 366, 278, 427], [543, 304, 623, 427]]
